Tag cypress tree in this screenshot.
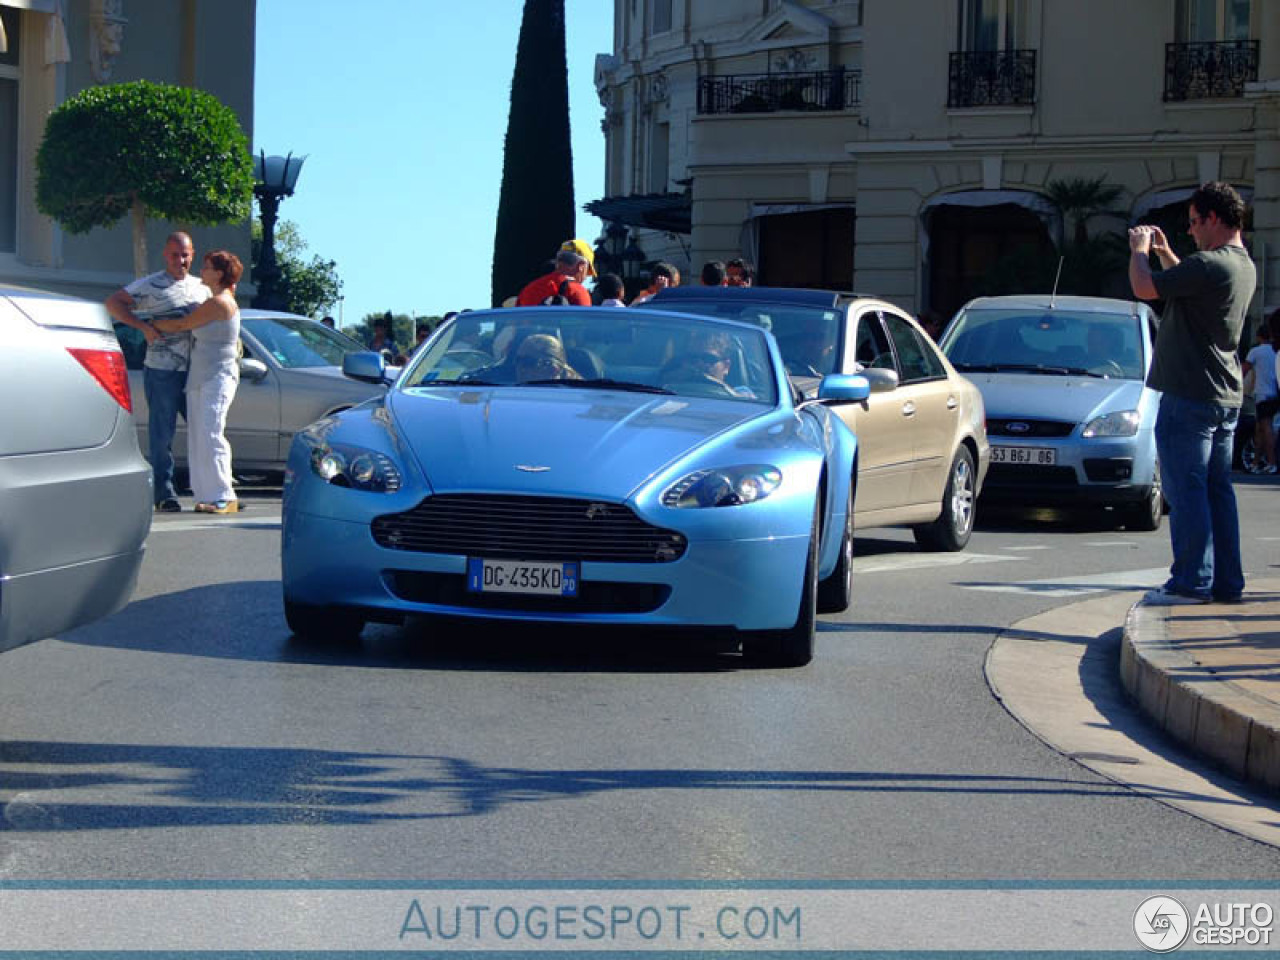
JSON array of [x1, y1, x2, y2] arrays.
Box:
[[491, 0, 575, 307]]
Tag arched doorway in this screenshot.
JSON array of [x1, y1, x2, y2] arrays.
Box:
[[924, 198, 1056, 318]]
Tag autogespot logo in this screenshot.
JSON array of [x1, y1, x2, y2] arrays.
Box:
[[1134, 895, 1190, 952]]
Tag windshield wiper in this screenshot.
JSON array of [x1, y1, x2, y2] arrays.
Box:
[[417, 377, 502, 386], [957, 362, 1083, 376], [519, 377, 674, 394]]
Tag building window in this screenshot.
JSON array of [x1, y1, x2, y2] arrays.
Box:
[[1167, 0, 1256, 100], [958, 0, 1028, 52], [0, 6, 20, 254], [1176, 0, 1250, 42], [649, 121, 669, 194], [652, 0, 672, 35]]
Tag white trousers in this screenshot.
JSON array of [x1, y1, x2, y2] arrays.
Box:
[[186, 366, 238, 504]]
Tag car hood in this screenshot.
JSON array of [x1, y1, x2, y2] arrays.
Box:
[[968, 373, 1146, 423], [389, 387, 766, 496]]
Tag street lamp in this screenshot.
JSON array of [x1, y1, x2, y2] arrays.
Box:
[[251, 150, 306, 309], [594, 220, 629, 277]]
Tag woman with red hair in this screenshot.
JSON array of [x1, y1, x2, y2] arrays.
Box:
[[153, 250, 244, 514]]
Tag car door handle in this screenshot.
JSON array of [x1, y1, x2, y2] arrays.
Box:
[[902, 401, 916, 417], [947, 396, 958, 410]]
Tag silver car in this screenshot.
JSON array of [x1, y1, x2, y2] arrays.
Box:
[[0, 284, 152, 652], [940, 294, 1163, 530], [114, 310, 389, 473]]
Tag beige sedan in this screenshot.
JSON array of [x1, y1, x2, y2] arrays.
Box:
[[648, 287, 990, 550]]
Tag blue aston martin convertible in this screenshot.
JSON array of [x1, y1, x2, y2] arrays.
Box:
[[281, 307, 869, 666]]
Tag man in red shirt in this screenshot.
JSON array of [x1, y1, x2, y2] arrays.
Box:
[[515, 239, 596, 306]]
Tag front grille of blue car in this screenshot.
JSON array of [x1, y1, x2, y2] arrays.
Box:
[[371, 494, 688, 563], [986, 419, 1076, 438]]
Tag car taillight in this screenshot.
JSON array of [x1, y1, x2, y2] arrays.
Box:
[[67, 347, 133, 412]]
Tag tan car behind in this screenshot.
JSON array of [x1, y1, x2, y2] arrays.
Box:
[[647, 287, 989, 550]]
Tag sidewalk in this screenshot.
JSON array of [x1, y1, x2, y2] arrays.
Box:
[[1121, 576, 1280, 792]]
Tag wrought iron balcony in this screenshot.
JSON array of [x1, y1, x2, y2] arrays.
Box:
[[697, 68, 861, 115], [948, 49, 1037, 108], [1164, 40, 1258, 101]]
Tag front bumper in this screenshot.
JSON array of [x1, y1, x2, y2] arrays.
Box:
[[980, 434, 1157, 506], [282, 508, 810, 632]]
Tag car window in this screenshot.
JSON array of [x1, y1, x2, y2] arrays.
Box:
[[881, 311, 945, 382], [242, 315, 366, 369], [941, 307, 1145, 379], [400, 308, 779, 405], [640, 297, 843, 379], [854, 311, 895, 372]]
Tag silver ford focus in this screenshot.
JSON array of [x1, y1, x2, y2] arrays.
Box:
[[0, 284, 152, 652]]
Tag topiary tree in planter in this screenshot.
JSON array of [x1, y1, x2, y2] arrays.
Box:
[[36, 80, 254, 278]]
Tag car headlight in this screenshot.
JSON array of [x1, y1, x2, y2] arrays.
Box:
[[1081, 410, 1141, 438], [662, 465, 782, 508], [308, 441, 402, 492]]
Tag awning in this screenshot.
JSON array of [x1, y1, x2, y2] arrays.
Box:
[[1131, 186, 1254, 223], [584, 193, 691, 235]]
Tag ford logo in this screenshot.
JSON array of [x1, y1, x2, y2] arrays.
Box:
[[1006, 421, 1031, 434]]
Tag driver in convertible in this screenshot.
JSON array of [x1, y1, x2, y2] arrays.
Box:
[[663, 331, 753, 398], [514, 334, 582, 382]]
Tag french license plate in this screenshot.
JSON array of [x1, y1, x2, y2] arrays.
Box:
[[466, 558, 580, 597], [991, 445, 1057, 465]]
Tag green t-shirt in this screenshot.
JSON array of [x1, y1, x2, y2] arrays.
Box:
[[1148, 245, 1255, 406]]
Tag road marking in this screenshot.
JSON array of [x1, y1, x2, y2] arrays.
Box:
[[150, 514, 282, 532], [1083, 541, 1138, 548], [1004, 545, 1051, 551], [854, 552, 1016, 574], [965, 566, 1167, 597]]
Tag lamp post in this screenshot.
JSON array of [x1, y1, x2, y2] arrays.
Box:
[[251, 150, 306, 309]]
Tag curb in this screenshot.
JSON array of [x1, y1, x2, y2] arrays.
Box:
[[1121, 599, 1280, 793]]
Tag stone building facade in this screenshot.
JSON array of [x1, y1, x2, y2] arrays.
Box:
[[592, 0, 1278, 320], [0, 0, 254, 302]]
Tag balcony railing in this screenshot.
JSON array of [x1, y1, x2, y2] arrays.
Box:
[[697, 69, 861, 115], [1164, 40, 1258, 101], [948, 49, 1037, 108]]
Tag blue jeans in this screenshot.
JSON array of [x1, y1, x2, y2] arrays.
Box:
[[1153, 393, 1243, 599], [144, 366, 188, 503]]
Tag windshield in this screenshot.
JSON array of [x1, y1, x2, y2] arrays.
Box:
[[939, 307, 1145, 380], [242, 315, 367, 369], [398, 308, 778, 405], [642, 298, 844, 378]]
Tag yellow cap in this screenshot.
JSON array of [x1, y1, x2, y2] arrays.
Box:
[[561, 238, 597, 277]]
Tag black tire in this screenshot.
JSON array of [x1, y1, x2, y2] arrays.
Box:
[[742, 506, 817, 668], [817, 485, 854, 614], [284, 598, 365, 642], [913, 446, 976, 552], [1124, 461, 1164, 532]]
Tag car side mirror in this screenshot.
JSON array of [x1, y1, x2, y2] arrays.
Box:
[[343, 350, 387, 384], [817, 373, 871, 404], [860, 368, 899, 393], [238, 357, 269, 382]]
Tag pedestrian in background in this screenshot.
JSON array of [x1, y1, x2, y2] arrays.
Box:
[[1128, 181, 1255, 605], [918, 309, 947, 341], [630, 262, 680, 305], [105, 231, 208, 513], [515, 240, 595, 306], [152, 251, 244, 515], [595, 273, 627, 307], [727, 258, 755, 287], [1245, 309, 1279, 473], [320, 316, 335, 328], [700, 260, 728, 286]]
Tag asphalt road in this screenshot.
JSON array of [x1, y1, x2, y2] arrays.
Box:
[[2, 478, 1279, 881]]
